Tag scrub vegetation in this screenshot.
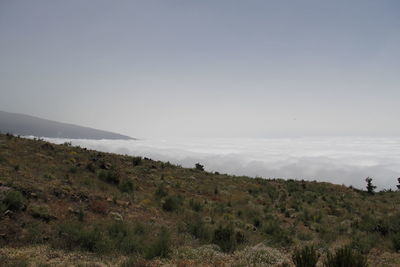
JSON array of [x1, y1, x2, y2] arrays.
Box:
[[0, 133, 400, 266]]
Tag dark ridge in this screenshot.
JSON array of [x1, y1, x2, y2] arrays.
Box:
[[0, 110, 134, 140]]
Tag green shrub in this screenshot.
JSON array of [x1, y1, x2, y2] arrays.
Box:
[[3, 190, 26, 211], [235, 230, 246, 244], [28, 205, 51, 221], [189, 198, 203, 212], [0, 201, 7, 214], [98, 170, 120, 184], [120, 257, 146, 267], [0, 255, 29, 267], [76, 206, 85, 222], [187, 215, 211, 242], [25, 221, 47, 244], [319, 225, 338, 244], [107, 222, 144, 254], [263, 220, 293, 247], [54, 221, 145, 255], [324, 246, 367, 267], [132, 157, 142, 166], [55, 223, 107, 252], [154, 184, 168, 200], [350, 231, 378, 254], [54, 222, 87, 250], [145, 227, 171, 259], [119, 179, 134, 193], [69, 166, 78, 174], [162, 195, 181, 212], [391, 232, 400, 251], [86, 162, 96, 172], [292, 245, 320, 267], [78, 227, 110, 253], [212, 225, 236, 253]]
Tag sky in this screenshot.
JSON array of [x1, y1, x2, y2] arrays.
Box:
[[1, 0, 400, 138]]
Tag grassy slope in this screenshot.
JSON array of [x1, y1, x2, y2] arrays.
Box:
[[0, 133, 399, 266]]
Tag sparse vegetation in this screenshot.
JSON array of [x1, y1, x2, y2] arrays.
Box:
[[292, 245, 319, 267], [118, 179, 134, 193], [2, 190, 26, 211], [145, 227, 171, 259], [0, 134, 399, 265], [132, 156, 142, 166], [324, 246, 368, 267], [212, 225, 236, 253], [98, 169, 120, 184], [162, 195, 181, 212]]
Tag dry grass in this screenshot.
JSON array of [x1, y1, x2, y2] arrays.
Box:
[[1, 134, 400, 266]]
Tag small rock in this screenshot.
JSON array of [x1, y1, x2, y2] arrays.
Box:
[[245, 224, 257, 232], [68, 207, 81, 215], [116, 200, 130, 207], [4, 210, 13, 216], [0, 186, 12, 194], [100, 162, 112, 170], [203, 216, 212, 223], [109, 211, 123, 221]]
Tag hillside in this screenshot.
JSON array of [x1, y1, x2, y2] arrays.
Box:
[[0, 111, 133, 140], [0, 133, 400, 266]]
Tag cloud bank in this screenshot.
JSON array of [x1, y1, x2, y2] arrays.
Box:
[[42, 136, 400, 190]]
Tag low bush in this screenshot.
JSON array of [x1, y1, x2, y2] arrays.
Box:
[[86, 162, 96, 172], [350, 231, 378, 254], [3, 190, 26, 211], [0, 255, 29, 267], [162, 195, 181, 212], [28, 205, 51, 221], [263, 220, 293, 247], [107, 221, 144, 254], [391, 232, 400, 251], [132, 157, 142, 166], [292, 245, 319, 267], [154, 184, 168, 200], [120, 257, 147, 267], [189, 198, 203, 212], [69, 166, 78, 174], [0, 202, 7, 214], [212, 225, 236, 253], [53, 221, 146, 255], [145, 227, 171, 259], [98, 170, 120, 184], [119, 179, 134, 193], [324, 246, 367, 267], [187, 215, 211, 242]]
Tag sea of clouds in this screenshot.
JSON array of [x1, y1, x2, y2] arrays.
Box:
[[41, 136, 400, 190]]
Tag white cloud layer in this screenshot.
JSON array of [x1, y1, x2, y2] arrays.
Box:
[[42, 136, 400, 190]]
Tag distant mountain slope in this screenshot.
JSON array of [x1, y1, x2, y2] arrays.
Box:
[[0, 110, 134, 140]]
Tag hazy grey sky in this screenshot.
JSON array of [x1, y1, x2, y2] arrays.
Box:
[[1, 0, 399, 138]]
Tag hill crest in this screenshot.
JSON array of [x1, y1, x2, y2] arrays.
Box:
[[0, 110, 134, 140]]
